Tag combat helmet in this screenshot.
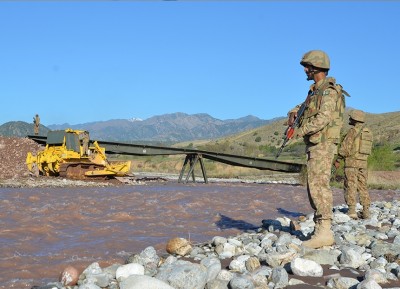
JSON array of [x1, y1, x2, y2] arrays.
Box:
[[300, 50, 330, 70], [349, 110, 365, 123]]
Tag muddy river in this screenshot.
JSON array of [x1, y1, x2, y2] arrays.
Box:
[[0, 181, 398, 288]]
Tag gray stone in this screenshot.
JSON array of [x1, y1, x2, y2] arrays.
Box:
[[90, 273, 112, 288], [216, 269, 235, 283], [264, 250, 298, 268], [156, 261, 208, 289], [356, 278, 382, 289], [205, 279, 229, 289], [78, 284, 101, 289], [334, 212, 352, 224], [103, 264, 121, 279], [229, 275, 255, 289], [303, 248, 340, 265], [290, 257, 323, 277], [116, 263, 145, 281], [201, 256, 222, 282], [371, 242, 400, 258], [339, 247, 365, 269], [326, 276, 359, 289], [270, 267, 288, 289], [212, 236, 227, 246], [229, 255, 250, 273], [364, 269, 389, 284], [120, 275, 174, 289], [80, 262, 103, 279]]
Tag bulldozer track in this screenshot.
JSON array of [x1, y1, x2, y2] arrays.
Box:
[[59, 162, 109, 180]]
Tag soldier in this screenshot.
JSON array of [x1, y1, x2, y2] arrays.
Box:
[[80, 131, 90, 156], [287, 50, 348, 248], [33, 114, 40, 135], [335, 110, 373, 219]]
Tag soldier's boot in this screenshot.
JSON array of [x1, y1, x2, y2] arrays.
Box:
[[361, 206, 370, 219], [347, 205, 358, 219], [302, 220, 334, 249]]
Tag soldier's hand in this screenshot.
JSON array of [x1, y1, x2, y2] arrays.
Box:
[[288, 112, 297, 126], [334, 160, 340, 169]]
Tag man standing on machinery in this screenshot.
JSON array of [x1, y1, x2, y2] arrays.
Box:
[[33, 114, 40, 135]]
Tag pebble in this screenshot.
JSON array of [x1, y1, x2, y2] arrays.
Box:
[[33, 200, 400, 289]]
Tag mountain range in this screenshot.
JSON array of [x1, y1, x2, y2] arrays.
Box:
[[0, 112, 279, 143]]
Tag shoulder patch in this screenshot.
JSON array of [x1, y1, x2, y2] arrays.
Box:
[[323, 90, 331, 96]]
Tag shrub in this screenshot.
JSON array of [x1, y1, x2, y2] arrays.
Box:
[[368, 144, 396, 171]]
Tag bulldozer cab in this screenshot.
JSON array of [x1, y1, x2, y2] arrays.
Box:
[[47, 129, 88, 155]]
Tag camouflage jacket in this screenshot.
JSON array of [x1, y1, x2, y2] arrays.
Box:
[[294, 77, 346, 150], [338, 123, 372, 168]]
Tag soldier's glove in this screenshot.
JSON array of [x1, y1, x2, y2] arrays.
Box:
[[287, 111, 297, 126]]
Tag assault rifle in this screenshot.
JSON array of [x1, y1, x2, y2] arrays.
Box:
[[275, 100, 308, 159]]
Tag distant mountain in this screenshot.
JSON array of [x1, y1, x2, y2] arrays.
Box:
[[1, 113, 277, 143]]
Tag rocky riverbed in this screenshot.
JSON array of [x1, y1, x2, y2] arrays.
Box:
[[30, 199, 400, 289]]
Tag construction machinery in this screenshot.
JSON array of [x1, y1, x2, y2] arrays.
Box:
[[26, 129, 131, 179]]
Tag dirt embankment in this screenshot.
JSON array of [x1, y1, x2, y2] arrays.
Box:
[[0, 136, 43, 179]]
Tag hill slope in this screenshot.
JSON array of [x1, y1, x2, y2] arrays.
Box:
[[178, 111, 400, 158], [0, 121, 50, 137]]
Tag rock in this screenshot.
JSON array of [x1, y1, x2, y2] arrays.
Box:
[[216, 269, 235, 283], [126, 246, 160, 276], [265, 250, 298, 268], [333, 212, 352, 224], [245, 256, 261, 272], [356, 278, 382, 289], [120, 275, 174, 289], [166, 237, 192, 256], [364, 269, 389, 284], [59, 265, 79, 286], [212, 236, 227, 246], [339, 247, 365, 269], [156, 261, 208, 289], [270, 267, 288, 289], [200, 256, 222, 282], [290, 257, 323, 277], [229, 275, 255, 289], [116, 263, 145, 281], [216, 242, 236, 259], [303, 248, 341, 265], [326, 276, 359, 289], [205, 279, 229, 289]]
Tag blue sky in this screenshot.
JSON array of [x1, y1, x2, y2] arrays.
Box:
[[1, 1, 399, 126]]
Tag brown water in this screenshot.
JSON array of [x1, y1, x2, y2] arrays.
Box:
[[0, 181, 398, 288]]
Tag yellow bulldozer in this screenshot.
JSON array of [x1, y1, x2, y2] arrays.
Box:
[[26, 129, 131, 179]]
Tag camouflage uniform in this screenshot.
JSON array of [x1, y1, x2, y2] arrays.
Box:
[[33, 114, 40, 135], [295, 77, 346, 221], [288, 50, 348, 248], [338, 110, 372, 218]]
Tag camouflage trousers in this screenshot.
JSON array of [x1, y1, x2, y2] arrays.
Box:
[[306, 142, 337, 221], [344, 167, 370, 209]]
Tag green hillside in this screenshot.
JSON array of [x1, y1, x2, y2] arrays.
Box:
[[177, 111, 400, 154]]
